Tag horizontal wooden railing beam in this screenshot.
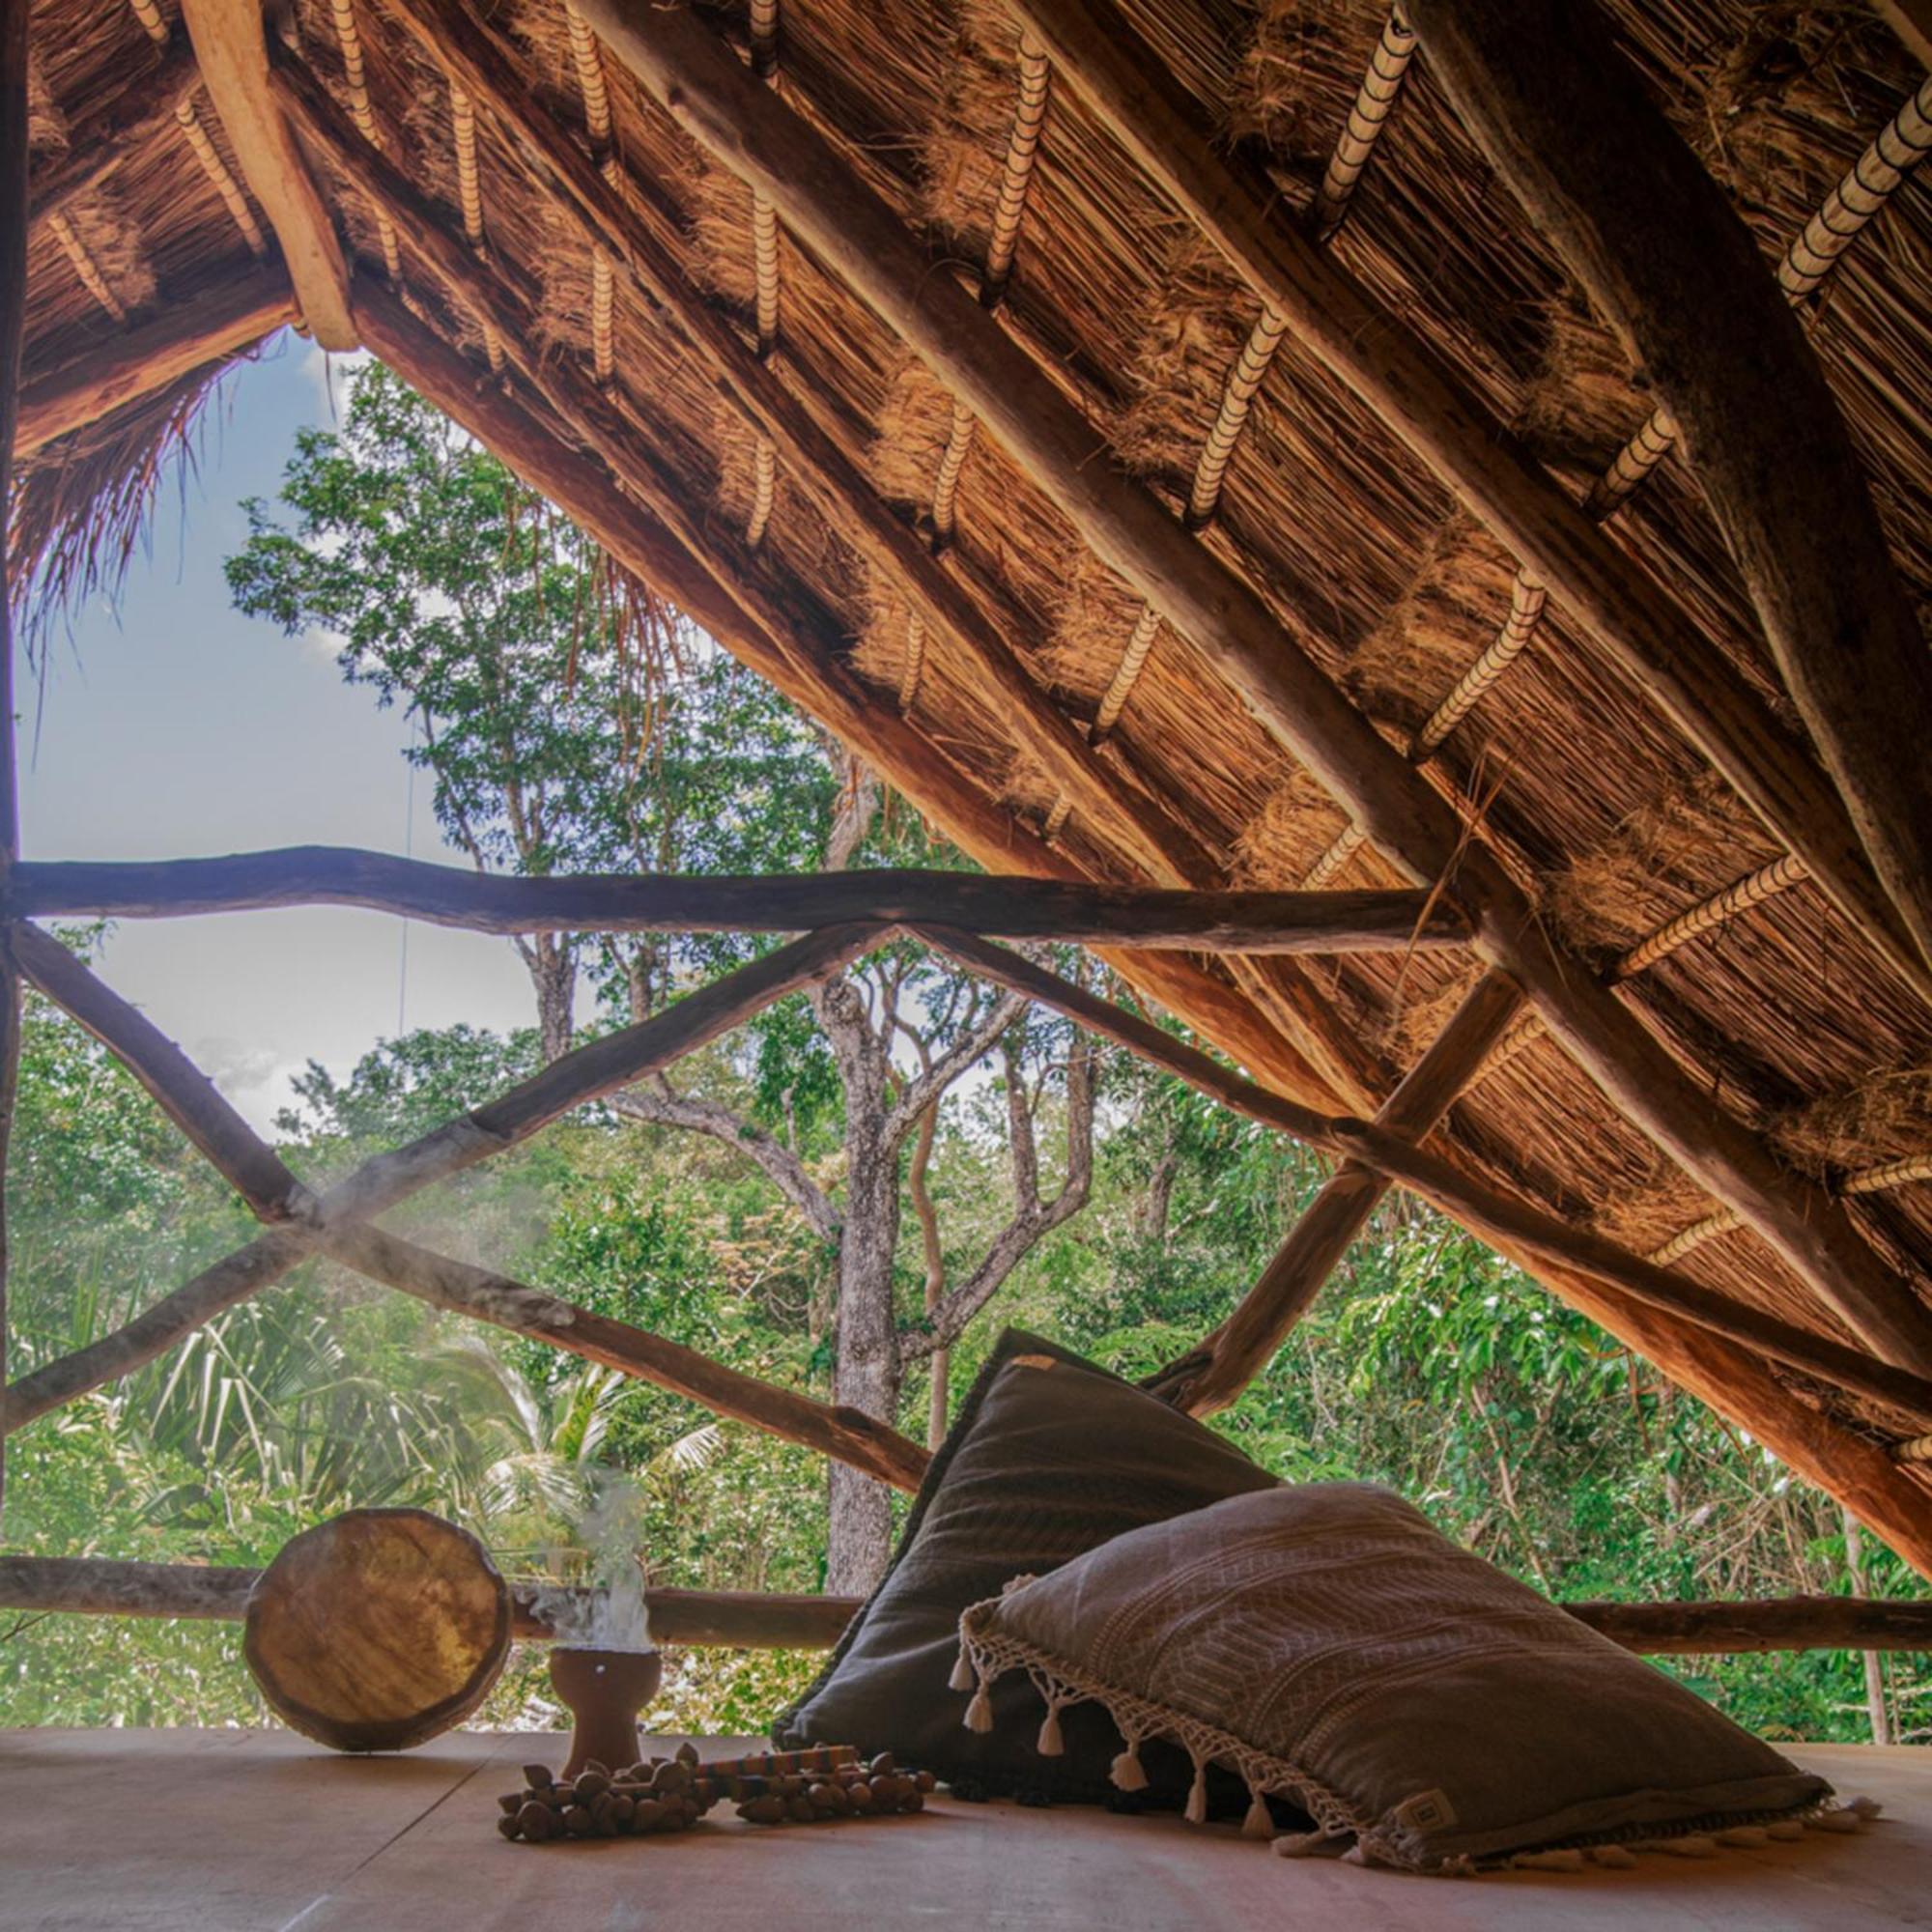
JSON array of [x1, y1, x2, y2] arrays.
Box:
[[915, 924, 1932, 1425], [7, 850, 1465, 955], [5, 1557, 1923, 1655], [15, 270, 294, 456]]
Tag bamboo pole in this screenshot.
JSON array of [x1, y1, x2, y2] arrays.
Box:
[[912, 925, 1932, 1425], [4, 1554, 1924, 1655], [8, 849, 1465, 955], [1010, 0, 1931, 1009], [15, 272, 295, 456], [1, 925, 883, 1437], [572, 0, 1932, 1380], [1405, 0, 1932, 989], [1147, 970, 1525, 1414], [0, 0, 24, 1532]]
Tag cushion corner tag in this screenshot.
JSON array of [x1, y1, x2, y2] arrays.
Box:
[[1393, 1788, 1458, 1834], [1009, 1353, 1061, 1371]]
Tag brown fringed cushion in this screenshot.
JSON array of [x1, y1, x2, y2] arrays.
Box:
[[772, 1328, 1277, 1795], [956, 1484, 1839, 1872]]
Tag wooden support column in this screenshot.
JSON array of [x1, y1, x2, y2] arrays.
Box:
[[177, 0, 355, 349], [1406, 0, 1932, 985], [16, 270, 295, 455], [576, 0, 1932, 1378], [0, 0, 25, 1531], [1007, 0, 1931, 1007], [1147, 969, 1524, 1414]]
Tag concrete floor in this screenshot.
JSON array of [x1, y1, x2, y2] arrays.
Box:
[[0, 1729, 1926, 1930]]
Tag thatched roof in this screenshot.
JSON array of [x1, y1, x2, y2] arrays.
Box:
[[12, 0, 1932, 1556]]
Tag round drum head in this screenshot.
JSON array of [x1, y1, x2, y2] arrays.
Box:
[[244, 1507, 512, 1752]]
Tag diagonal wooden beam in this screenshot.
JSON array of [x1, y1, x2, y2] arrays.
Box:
[[1010, 0, 1932, 1005], [7, 847, 1466, 955], [1406, 0, 1932, 991], [320, 1223, 928, 1491], [176, 0, 355, 350], [911, 924, 1932, 1425], [1146, 968, 1524, 1414], [1872, 0, 1932, 65], [576, 0, 1932, 1378], [15, 270, 293, 456], [1, 922, 881, 1435]]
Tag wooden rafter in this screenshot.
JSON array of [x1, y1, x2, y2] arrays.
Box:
[[176, 0, 355, 349], [7, 849, 1467, 955], [572, 0, 1932, 1379], [1406, 0, 1932, 990], [1146, 969, 1525, 1415], [15, 270, 293, 456], [1010, 0, 1931, 1011], [8, 1552, 1932, 1656], [26, 40, 200, 234]]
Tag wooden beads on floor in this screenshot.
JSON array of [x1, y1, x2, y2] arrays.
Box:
[[496, 1747, 935, 1843]]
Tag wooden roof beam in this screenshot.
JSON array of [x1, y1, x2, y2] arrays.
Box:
[[1406, 0, 1932, 1000], [1146, 968, 1525, 1415], [14, 266, 292, 457], [8, 848, 1468, 955], [176, 0, 355, 350], [1012, 0, 1932, 1009], [576, 0, 1932, 1378]]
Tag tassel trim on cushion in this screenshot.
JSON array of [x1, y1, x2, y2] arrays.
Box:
[[951, 1608, 1852, 1876], [949, 1646, 976, 1694]]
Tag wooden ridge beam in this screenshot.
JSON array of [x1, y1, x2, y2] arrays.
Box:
[[1, 923, 880, 1437], [1147, 968, 1525, 1414], [8, 848, 1466, 955], [7, 1555, 1927, 1654], [15, 270, 294, 456], [1011, 0, 1932, 1007], [1406, 0, 1932, 988], [27, 41, 202, 233], [176, 0, 355, 350], [575, 0, 1932, 1379], [913, 924, 1932, 1426]]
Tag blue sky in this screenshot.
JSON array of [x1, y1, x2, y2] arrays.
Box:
[[21, 330, 554, 1131]]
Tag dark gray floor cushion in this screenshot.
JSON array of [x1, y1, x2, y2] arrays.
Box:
[[956, 1483, 1835, 1871], [772, 1328, 1278, 1797]]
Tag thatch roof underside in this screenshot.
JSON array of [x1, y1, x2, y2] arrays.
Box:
[[13, 0, 1932, 1551]]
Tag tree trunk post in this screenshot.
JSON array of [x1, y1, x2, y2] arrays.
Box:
[[0, 0, 28, 1534], [1842, 1508, 1893, 1747]]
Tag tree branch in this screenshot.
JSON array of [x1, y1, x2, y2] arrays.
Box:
[[609, 1083, 842, 1242], [886, 986, 1029, 1147]]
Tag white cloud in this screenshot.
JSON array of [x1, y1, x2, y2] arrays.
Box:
[[300, 342, 375, 424]]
